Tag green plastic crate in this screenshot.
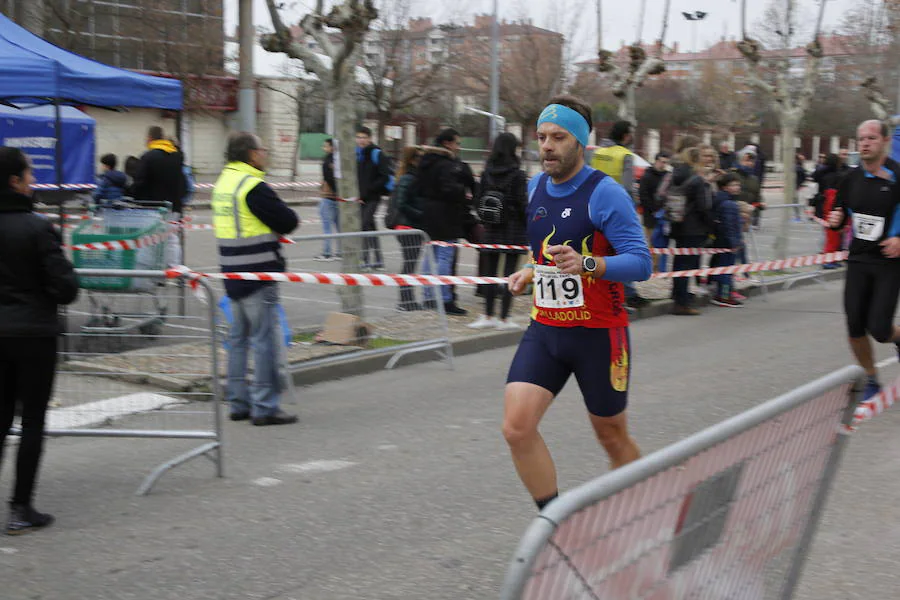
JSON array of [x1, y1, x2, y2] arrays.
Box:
[[72, 208, 168, 291]]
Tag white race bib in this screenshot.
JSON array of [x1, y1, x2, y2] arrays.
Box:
[[852, 213, 885, 242], [533, 265, 584, 309]]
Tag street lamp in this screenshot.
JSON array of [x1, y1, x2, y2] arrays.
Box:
[[682, 10, 708, 53]]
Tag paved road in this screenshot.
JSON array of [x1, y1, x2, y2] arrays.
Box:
[[2, 278, 898, 599]]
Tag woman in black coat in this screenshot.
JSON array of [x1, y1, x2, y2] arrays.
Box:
[[0, 147, 79, 534], [468, 133, 529, 330]]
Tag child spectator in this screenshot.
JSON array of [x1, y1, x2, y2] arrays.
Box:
[[711, 173, 745, 307], [92, 153, 127, 206]]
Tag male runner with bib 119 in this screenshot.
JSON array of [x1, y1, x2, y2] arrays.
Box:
[[828, 119, 900, 401], [503, 96, 652, 511]]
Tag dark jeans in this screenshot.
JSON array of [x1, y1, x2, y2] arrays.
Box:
[[0, 337, 58, 506], [671, 235, 708, 307], [360, 198, 383, 267], [481, 252, 520, 319], [712, 252, 736, 298], [398, 231, 424, 308]]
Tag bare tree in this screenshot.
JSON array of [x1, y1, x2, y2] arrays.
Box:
[[596, 0, 672, 125], [261, 0, 378, 316], [357, 1, 452, 143], [737, 0, 828, 260], [844, 0, 900, 127], [453, 20, 566, 142]]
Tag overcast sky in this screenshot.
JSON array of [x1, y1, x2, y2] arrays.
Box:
[[226, 0, 858, 61]]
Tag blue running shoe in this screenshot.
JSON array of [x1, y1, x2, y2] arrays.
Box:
[[864, 379, 882, 401]]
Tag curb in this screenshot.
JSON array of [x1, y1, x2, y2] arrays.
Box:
[[289, 267, 847, 387]]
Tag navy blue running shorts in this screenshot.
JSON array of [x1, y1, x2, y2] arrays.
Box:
[[506, 321, 631, 417]]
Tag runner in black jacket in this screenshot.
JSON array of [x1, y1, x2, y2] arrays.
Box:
[[829, 120, 900, 400]]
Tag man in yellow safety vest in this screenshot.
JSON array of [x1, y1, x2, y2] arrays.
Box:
[[591, 121, 650, 309], [211, 132, 299, 426]]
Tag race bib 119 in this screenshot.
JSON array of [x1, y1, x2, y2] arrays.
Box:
[[533, 265, 584, 309], [853, 213, 885, 242]]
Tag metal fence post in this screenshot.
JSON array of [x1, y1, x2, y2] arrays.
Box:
[[778, 375, 865, 600]]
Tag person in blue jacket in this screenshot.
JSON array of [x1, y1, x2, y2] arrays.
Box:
[[710, 173, 745, 308], [92, 153, 127, 206]]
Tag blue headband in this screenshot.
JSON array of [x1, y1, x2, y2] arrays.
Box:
[[536, 104, 590, 147]]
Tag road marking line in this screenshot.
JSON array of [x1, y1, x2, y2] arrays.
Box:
[[278, 460, 356, 474], [47, 393, 185, 430], [877, 356, 898, 369], [0, 547, 18, 554], [377, 444, 398, 451]]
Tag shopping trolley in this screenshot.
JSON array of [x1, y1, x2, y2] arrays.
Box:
[[71, 202, 171, 337]]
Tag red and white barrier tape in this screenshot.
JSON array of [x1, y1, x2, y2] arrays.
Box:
[[164, 266, 507, 287], [648, 251, 848, 279], [160, 250, 848, 286], [427, 241, 733, 255], [652, 247, 734, 256], [430, 241, 530, 251], [37, 213, 95, 221], [852, 375, 900, 426], [68, 228, 173, 251], [32, 181, 324, 192]]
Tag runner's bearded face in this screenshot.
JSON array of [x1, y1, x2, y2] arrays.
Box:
[[857, 122, 887, 163], [537, 122, 582, 182]]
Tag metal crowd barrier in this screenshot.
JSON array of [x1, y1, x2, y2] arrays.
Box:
[[749, 202, 834, 296], [500, 365, 865, 599], [8, 270, 225, 496], [232, 229, 456, 374]]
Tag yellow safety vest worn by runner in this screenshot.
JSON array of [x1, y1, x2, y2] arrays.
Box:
[[590, 144, 633, 186], [211, 161, 283, 298]]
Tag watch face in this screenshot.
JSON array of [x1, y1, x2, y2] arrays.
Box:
[[583, 256, 596, 272]]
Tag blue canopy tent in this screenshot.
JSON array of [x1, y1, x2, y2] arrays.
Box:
[[0, 104, 95, 185], [0, 12, 182, 194]]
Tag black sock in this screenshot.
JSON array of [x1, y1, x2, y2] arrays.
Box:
[[535, 492, 558, 511]]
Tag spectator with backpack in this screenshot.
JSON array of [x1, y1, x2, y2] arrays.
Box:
[[710, 173, 745, 308], [355, 126, 394, 271], [467, 133, 529, 330], [386, 146, 430, 311], [660, 146, 715, 315]]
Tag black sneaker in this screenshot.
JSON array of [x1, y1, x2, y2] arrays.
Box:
[[229, 412, 250, 421], [443, 302, 468, 316], [6, 504, 55, 535], [251, 411, 299, 426], [422, 299, 438, 310]]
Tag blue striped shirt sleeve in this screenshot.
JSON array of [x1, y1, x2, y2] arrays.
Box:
[[588, 177, 652, 282]]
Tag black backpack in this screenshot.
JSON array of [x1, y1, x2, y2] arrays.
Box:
[[477, 171, 510, 225]]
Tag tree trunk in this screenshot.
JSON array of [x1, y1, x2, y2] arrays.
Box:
[[617, 87, 637, 125], [773, 117, 797, 261], [333, 90, 365, 317]]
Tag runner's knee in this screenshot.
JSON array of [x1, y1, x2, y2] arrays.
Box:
[[502, 412, 539, 447], [869, 322, 894, 344], [592, 418, 628, 449]]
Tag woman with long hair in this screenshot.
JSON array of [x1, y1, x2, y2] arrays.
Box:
[[390, 146, 430, 311], [468, 132, 529, 330], [669, 146, 715, 315]]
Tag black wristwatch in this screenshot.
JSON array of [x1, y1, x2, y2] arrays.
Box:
[[582, 256, 597, 273]]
